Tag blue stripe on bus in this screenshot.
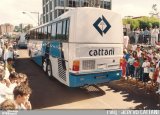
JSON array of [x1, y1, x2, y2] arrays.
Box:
[[32, 56, 43, 66], [50, 41, 61, 58], [69, 70, 122, 87]]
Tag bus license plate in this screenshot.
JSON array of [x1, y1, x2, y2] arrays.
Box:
[[97, 64, 106, 69]]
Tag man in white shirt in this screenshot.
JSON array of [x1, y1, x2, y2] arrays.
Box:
[[123, 32, 129, 49], [142, 58, 150, 83], [152, 26, 159, 44]]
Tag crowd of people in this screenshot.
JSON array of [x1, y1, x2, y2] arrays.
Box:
[[123, 26, 160, 94], [121, 43, 160, 94], [124, 26, 160, 49], [0, 38, 32, 110]]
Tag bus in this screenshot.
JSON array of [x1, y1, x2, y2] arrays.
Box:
[[18, 32, 28, 48], [28, 7, 123, 87]]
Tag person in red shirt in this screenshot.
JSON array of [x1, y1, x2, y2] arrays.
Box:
[[120, 57, 127, 78], [133, 58, 140, 79]]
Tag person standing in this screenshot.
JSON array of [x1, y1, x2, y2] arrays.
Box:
[[120, 57, 127, 78], [151, 28, 156, 46], [152, 26, 159, 44], [123, 32, 129, 49], [142, 58, 150, 83], [128, 54, 135, 78], [134, 28, 140, 44], [139, 29, 144, 44], [143, 27, 150, 44]]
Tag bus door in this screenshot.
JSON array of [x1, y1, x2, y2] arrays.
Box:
[[48, 41, 68, 85]]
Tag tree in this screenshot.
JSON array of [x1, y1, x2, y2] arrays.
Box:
[[149, 4, 159, 18], [123, 16, 160, 30]]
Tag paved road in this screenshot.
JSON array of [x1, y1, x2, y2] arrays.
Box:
[[15, 49, 160, 109]]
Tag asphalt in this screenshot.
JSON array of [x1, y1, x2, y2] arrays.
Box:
[[15, 49, 160, 109]]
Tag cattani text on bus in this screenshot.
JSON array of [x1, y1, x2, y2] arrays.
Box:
[[89, 48, 115, 56]]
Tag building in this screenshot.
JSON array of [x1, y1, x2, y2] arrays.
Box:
[[0, 23, 14, 35], [42, 0, 112, 24], [16, 23, 33, 32]]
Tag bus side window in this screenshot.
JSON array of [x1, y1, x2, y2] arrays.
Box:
[[48, 25, 52, 40], [34, 30, 36, 39], [40, 27, 43, 40], [30, 31, 33, 39], [51, 23, 57, 39], [62, 20, 66, 40], [38, 28, 41, 39], [66, 19, 70, 40], [42, 27, 44, 39], [57, 21, 63, 40], [62, 19, 70, 41], [36, 29, 38, 39], [44, 26, 48, 40]]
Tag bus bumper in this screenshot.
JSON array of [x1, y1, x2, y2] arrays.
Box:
[[69, 70, 122, 87]]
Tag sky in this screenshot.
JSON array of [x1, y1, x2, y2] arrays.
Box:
[[0, 0, 159, 26], [0, 0, 42, 26]]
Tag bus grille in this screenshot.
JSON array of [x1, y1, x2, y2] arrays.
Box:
[[58, 59, 66, 81], [82, 60, 95, 70]]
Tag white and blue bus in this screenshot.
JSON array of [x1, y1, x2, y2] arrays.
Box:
[[28, 7, 123, 87]]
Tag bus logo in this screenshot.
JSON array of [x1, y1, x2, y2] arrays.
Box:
[[93, 15, 111, 36]]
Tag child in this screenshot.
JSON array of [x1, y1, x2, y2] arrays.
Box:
[[13, 84, 32, 110], [120, 57, 127, 78], [128, 54, 135, 78], [149, 62, 155, 85], [133, 58, 140, 79], [142, 58, 150, 83]]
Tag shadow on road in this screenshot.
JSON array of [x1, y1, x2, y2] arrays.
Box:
[[15, 58, 105, 109], [99, 80, 160, 109]]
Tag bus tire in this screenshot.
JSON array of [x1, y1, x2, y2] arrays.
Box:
[[42, 59, 47, 73], [47, 60, 52, 78]]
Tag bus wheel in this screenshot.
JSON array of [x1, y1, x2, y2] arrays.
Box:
[[43, 60, 47, 72], [47, 60, 52, 78]]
